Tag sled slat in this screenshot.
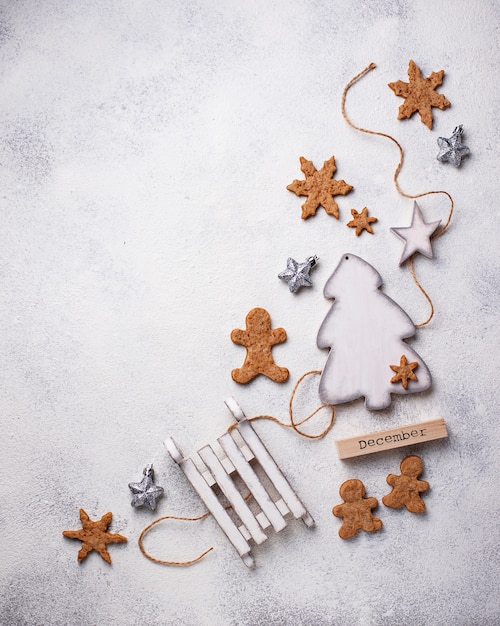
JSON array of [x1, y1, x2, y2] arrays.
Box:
[[218, 432, 287, 533], [164, 438, 252, 562], [237, 420, 310, 521], [198, 444, 268, 545]]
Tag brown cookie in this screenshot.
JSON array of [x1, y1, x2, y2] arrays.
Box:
[[390, 355, 419, 389], [62, 509, 127, 563], [332, 479, 382, 539], [382, 455, 429, 513], [231, 307, 289, 384], [287, 155, 353, 219], [346, 207, 377, 236], [388, 60, 451, 130]]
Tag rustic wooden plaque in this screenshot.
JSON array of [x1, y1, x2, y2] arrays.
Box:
[[335, 418, 448, 459]]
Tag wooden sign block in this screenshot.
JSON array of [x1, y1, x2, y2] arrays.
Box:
[[335, 418, 448, 459]]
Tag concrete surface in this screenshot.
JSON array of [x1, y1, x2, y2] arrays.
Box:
[[0, 1, 498, 625]]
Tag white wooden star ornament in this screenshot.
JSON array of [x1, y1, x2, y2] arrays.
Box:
[[391, 202, 441, 265]]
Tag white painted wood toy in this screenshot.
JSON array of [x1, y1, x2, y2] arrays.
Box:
[[391, 201, 441, 265], [164, 397, 314, 568], [317, 253, 432, 410]]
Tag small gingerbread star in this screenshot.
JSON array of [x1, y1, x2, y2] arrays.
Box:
[[390, 355, 419, 389], [287, 155, 353, 219], [62, 509, 127, 563], [346, 207, 377, 236]]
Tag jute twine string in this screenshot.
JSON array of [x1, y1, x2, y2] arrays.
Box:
[[341, 62, 455, 327], [227, 370, 335, 439], [139, 491, 255, 567], [139, 370, 333, 566], [138, 512, 213, 566]]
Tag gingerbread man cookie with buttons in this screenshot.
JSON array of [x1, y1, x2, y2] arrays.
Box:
[[231, 307, 289, 384]]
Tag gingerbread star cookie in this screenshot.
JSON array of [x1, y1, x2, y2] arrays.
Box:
[[63, 509, 127, 563], [346, 207, 377, 236], [287, 156, 353, 219], [231, 307, 289, 383], [388, 60, 450, 130], [390, 355, 419, 389]]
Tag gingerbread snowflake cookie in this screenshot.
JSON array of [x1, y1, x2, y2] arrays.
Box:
[[231, 307, 289, 383], [287, 155, 353, 219], [388, 60, 450, 130]]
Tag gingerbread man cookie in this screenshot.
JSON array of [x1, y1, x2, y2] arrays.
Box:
[[231, 307, 289, 384], [382, 455, 429, 513], [332, 479, 382, 539]]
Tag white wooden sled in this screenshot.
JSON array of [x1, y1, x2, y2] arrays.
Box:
[[164, 397, 314, 567]]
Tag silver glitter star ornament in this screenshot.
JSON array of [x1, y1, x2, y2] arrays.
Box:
[[278, 256, 318, 293], [128, 464, 164, 510], [437, 125, 470, 167]]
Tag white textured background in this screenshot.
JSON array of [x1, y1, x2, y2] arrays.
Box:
[[0, 1, 498, 625]]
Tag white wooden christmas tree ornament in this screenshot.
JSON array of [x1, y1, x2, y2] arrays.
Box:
[[164, 397, 314, 568], [391, 201, 441, 264], [317, 253, 432, 410]]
